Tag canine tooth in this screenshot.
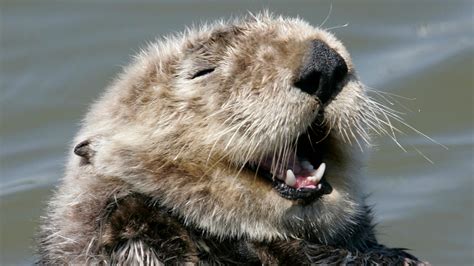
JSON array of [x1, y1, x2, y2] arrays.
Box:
[[317, 183, 322, 190], [301, 160, 314, 171], [308, 174, 322, 183], [314, 162, 326, 180], [285, 169, 296, 187]]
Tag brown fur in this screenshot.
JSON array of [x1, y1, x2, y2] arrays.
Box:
[[38, 13, 426, 264]]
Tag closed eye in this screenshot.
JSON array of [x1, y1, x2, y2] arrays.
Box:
[[190, 68, 215, 79]]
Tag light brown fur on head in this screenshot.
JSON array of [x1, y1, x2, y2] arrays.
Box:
[[40, 13, 389, 262]]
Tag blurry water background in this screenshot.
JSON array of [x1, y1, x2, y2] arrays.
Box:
[[1, 0, 472, 264]]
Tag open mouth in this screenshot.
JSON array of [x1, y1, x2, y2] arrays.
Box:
[[247, 125, 333, 202]]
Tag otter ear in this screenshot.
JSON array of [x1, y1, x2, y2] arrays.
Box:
[[74, 139, 94, 164]]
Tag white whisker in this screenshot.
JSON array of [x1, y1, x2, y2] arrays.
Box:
[[325, 23, 349, 31], [319, 3, 333, 28], [412, 144, 434, 164]]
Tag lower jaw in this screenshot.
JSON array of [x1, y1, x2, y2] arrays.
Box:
[[272, 178, 332, 203], [250, 165, 333, 203]]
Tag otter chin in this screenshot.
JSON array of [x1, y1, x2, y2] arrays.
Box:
[[38, 13, 427, 265]]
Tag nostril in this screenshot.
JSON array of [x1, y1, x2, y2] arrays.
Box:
[[332, 58, 348, 85], [294, 40, 348, 104], [294, 70, 321, 96]]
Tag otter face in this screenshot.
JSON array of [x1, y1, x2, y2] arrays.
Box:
[[200, 30, 352, 202], [77, 14, 374, 243]]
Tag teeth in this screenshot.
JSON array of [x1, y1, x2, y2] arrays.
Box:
[[314, 162, 326, 180], [308, 162, 326, 183], [285, 169, 296, 187], [307, 175, 321, 183], [316, 183, 322, 190], [300, 160, 314, 171]]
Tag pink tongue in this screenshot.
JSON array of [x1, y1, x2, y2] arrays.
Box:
[[295, 174, 317, 189]]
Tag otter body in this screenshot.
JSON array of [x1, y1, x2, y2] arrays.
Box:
[[40, 192, 416, 264], [38, 14, 425, 264]]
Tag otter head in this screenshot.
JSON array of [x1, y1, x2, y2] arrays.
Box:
[[73, 14, 375, 245]]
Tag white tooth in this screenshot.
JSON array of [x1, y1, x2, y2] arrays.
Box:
[[314, 162, 326, 180], [308, 174, 322, 183], [301, 160, 314, 171], [317, 183, 322, 190], [285, 169, 296, 187]]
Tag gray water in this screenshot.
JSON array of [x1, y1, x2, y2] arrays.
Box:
[[1, 0, 473, 265]]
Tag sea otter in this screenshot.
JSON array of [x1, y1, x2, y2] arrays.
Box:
[[38, 13, 426, 265]]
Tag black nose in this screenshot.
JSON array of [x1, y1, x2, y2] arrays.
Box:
[[294, 40, 348, 104]]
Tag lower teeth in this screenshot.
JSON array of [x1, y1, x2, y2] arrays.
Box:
[[281, 162, 326, 189], [285, 169, 296, 186]]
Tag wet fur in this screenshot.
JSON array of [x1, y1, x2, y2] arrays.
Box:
[[38, 13, 425, 264], [39, 192, 420, 264]]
